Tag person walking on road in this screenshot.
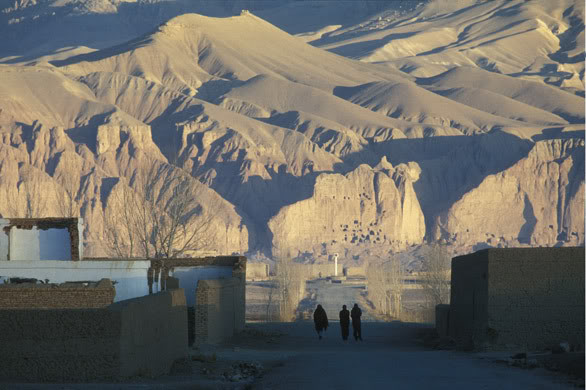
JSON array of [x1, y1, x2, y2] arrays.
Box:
[[351, 303, 363, 341], [313, 304, 329, 340], [339, 305, 350, 341]]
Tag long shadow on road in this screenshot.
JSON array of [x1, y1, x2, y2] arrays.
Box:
[[237, 321, 573, 390], [238, 321, 427, 352]]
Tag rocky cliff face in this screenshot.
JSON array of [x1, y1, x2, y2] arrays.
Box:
[[269, 157, 425, 255], [436, 139, 585, 248], [0, 120, 249, 257]]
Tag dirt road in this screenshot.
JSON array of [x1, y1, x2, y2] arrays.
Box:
[[306, 279, 376, 322], [3, 321, 576, 389], [246, 322, 574, 390]]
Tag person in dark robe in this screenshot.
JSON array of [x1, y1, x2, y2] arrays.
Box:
[[351, 303, 363, 341], [313, 304, 328, 339], [339, 305, 350, 341]]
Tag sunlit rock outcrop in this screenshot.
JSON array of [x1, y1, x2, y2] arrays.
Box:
[[436, 139, 585, 248], [269, 157, 425, 256]]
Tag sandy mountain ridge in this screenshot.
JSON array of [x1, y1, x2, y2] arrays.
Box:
[[0, 0, 583, 262], [311, 0, 584, 91]]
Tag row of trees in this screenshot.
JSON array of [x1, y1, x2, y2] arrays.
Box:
[[419, 243, 452, 308], [366, 243, 451, 322], [366, 257, 403, 318], [263, 242, 452, 324], [265, 255, 309, 321]]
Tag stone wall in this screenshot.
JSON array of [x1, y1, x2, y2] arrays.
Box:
[[0, 289, 187, 382], [486, 247, 584, 350], [0, 279, 115, 309], [449, 247, 585, 350]]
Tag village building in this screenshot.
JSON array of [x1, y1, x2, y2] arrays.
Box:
[[0, 218, 246, 381]]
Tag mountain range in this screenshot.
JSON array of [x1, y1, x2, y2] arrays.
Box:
[[0, 0, 583, 264]]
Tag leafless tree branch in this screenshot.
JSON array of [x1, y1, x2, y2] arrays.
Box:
[[104, 159, 216, 259], [420, 242, 451, 307], [366, 256, 404, 319]]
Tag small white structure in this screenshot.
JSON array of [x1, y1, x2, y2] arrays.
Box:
[[0, 218, 84, 261], [333, 253, 339, 276]]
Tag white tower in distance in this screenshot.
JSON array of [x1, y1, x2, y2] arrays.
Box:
[[333, 253, 339, 277]]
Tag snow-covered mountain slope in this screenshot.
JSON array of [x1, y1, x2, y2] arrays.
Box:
[[0, 0, 583, 260]]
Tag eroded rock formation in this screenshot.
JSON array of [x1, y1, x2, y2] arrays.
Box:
[[269, 157, 425, 255], [435, 139, 585, 248]]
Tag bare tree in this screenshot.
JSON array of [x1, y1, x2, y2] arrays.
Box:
[[420, 242, 451, 307], [103, 160, 216, 259], [103, 179, 142, 258], [264, 278, 277, 322], [366, 256, 404, 319], [271, 254, 308, 322], [151, 174, 215, 258]]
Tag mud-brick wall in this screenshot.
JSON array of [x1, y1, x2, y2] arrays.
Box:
[[150, 256, 246, 344], [449, 250, 489, 349], [195, 278, 239, 344], [0, 289, 188, 382], [246, 262, 269, 280], [308, 263, 335, 278], [286, 263, 335, 279], [0, 308, 122, 382], [232, 257, 246, 332], [110, 288, 188, 378], [450, 247, 585, 350], [345, 266, 365, 277], [486, 247, 585, 350], [0, 279, 115, 309]]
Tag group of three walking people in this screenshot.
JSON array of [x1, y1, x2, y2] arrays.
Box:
[[313, 303, 362, 341]]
